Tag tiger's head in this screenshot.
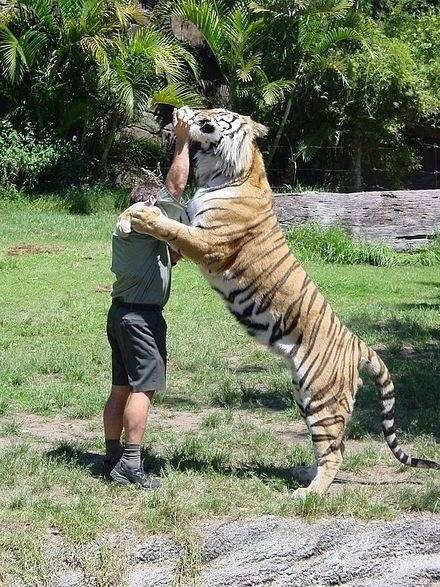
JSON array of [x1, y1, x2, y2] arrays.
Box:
[[185, 107, 268, 188]]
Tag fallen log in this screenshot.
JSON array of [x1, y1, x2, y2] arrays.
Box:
[[273, 189, 440, 251]]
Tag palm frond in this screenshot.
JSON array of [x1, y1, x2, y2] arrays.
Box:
[[248, 2, 272, 14], [314, 26, 360, 55], [9, 0, 58, 33], [309, 55, 347, 81], [128, 28, 198, 83], [113, 1, 148, 29], [152, 82, 204, 108], [311, 0, 354, 20], [57, 0, 82, 24], [172, 0, 229, 66], [0, 25, 27, 83], [79, 35, 111, 68], [236, 52, 261, 82], [20, 29, 47, 65], [261, 77, 294, 106]]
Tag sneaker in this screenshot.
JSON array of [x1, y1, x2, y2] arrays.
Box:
[[109, 460, 161, 489]]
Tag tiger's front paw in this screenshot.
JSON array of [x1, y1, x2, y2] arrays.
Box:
[[131, 206, 162, 235], [116, 202, 147, 238]]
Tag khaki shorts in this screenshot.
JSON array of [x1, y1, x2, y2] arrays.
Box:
[[107, 303, 167, 392]]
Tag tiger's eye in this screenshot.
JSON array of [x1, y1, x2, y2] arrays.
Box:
[[201, 123, 215, 134]]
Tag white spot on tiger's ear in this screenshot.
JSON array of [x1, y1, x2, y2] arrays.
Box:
[[245, 116, 268, 138], [253, 122, 268, 138]]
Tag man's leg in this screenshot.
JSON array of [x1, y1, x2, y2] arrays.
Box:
[[104, 385, 131, 438], [103, 385, 131, 466], [110, 389, 160, 488], [119, 390, 154, 471]]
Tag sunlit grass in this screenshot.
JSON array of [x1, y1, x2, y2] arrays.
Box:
[[0, 195, 439, 585]]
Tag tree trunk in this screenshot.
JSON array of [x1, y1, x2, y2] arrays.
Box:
[[272, 189, 440, 251], [100, 114, 119, 171], [350, 133, 363, 191], [267, 94, 293, 169]]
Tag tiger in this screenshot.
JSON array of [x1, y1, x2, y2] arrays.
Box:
[[116, 106, 439, 497]]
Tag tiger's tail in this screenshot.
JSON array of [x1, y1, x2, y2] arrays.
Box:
[[360, 342, 439, 470]]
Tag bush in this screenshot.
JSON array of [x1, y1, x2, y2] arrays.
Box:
[[110, 133, 169, 175], [62, 184, 128, 215], [0, 121, 66, 189], [286, 223, 440, 266], [286, 224, 399, 266]]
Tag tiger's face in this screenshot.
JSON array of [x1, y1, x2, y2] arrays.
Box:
[[185, 108, 268, 184], [189, 108, 267, 149]]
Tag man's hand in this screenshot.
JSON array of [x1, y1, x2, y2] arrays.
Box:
[[173, 106, 194, 143]]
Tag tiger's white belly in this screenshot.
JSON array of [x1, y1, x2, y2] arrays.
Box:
[[205, 272, 302, 378], [185, 189, 303, 383]]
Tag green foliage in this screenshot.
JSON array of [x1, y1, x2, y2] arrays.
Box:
[[0, 121, 66, 188], [61, 184, 128, 214], [109, 133, 170, 176], [286, 223, 440, 266], [0, 0, 201, 178], [172, 0, 440, 188], [0, 0, 439, 189]]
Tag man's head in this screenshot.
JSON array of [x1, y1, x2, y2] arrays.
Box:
[[129, 172, 163, 206]]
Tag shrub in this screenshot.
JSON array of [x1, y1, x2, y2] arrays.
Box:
[[110, 134, 169, 176], [286, 223, 440, 266], [62, 184, 129, 215], [286, 223, 399, 266], [0, 121, 66, 189]]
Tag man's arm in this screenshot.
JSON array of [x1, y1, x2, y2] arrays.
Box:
[[164, 107, 192, 200]]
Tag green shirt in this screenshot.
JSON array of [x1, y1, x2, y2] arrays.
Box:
[[111, 188, 186, 307]]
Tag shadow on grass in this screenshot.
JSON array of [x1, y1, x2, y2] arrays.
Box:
[[240, 385, 293, 410], [215, 309, 440, 437], [347, 313, 440, 440], [154, 394, 201, 411], [46, 443, 105, 478], [45, 442, 313, 489]]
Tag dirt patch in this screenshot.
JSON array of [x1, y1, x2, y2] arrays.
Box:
[[3, 413, 99, 448], [0, 408, 217, 448], [7, 243, 60, 256]]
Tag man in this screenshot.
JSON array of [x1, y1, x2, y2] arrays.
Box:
[[103, 107, 192, 488]]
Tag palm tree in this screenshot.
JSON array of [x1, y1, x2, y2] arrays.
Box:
[[0, 0, 201, 168], [171, 0, 363, 169], [172, 0, 293, 114], [250, 0, 364, 167]]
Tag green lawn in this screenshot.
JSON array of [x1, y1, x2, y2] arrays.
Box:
[[0, 196, 439, 585]]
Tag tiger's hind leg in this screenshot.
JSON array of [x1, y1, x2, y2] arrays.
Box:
[[292, 401, 347, 498]]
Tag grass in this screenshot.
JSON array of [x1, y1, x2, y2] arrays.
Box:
[[0, 194, 439, 585], [287, 223, 440, 266]]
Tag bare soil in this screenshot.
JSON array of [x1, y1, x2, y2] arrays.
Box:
[[7, 243, 60, 255]]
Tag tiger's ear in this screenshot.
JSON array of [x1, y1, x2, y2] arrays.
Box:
[[251, 120, 268, 138]]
